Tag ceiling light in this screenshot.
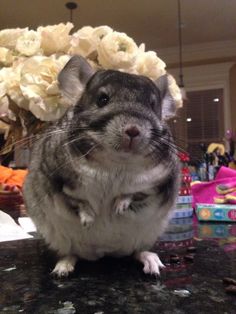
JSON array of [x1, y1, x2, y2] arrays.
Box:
[[186, 118, 192, 122], [213, 98, 219, 102], [65, 2, 78, 23]]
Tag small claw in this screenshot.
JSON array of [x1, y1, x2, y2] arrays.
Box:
[[114, 197, 132, 215], [79, 211, 94, 228], [51, 256, 77, 278], [135, 251, 165, 276]]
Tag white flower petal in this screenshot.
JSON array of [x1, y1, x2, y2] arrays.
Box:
[[0, 28, 28, 49], [38, 23, 73, 55], [0, 95, 9, 116], [16, 30, 42, 56], [168, 75, 183, 108], [134, 50, 166, 80], [13, 55, 71, 121], [0, 47, 13, 66], [97, 31, 139, 70]]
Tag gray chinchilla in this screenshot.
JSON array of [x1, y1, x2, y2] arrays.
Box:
[[23, 55, 180, 277]]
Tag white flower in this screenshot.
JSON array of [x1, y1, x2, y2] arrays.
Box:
[[134, 50, 166, 80], [0, 28, 28, 49], [16, 30, 42, 56], [0, 47, 13, 66], [0, 94, 10, 118], [0, 23, 181, 125], [37, 23, 74, 56], [17, 55, 71, 121], [69, 25, 113, 58], [0, 77, 9, 116], [2, 62, 28, 111], [69, 26, 94, 57], [97, 31, 139, 70], [0, 68, 15, 119], [0, 70, 8, 103], [168, 75, 183, 108], [0, 78, 7, 99], [92, 25, 113, 42]]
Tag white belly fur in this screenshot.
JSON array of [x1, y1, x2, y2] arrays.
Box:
[[40, 161, 174, 260]]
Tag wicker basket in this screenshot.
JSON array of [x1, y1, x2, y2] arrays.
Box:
[[0, 186, 24, 217]]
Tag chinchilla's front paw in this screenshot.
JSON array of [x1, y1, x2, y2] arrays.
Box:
[[113, 195, 132, 215], [51, 255, 77, 278], [134, 251, 165, 276], [77, 201, 95, 227], [79, 209, 95, 227]]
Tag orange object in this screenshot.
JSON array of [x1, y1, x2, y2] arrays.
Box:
[[0, 165, 28, 188]]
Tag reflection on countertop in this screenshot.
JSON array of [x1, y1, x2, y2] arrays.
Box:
[[0, 214, 236, 314]]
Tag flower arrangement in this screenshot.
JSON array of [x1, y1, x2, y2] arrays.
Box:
[[0, 23, 182, 154]]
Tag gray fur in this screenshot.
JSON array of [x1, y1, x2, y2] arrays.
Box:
[[23, 56, 180, 276]]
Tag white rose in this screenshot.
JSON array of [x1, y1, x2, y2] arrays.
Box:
[[2, 62, 28, 111], [92, 25, 113, 42], [0, 68, 15, 119], [37, 23, 74, 55], [168, 75, 183, 108], [69, 26, 94, 57], [0, 47, 13, 66], [0, 78, 8, 116], [16, 30, 42, 56], [0, 95, 9, 117], [17, 55, 71, 121], [97, 31, 139, 70], [0, 28, 28, 49], [70, 25, 113, 59], [0, 69, 8, 101], [134, 50, 166, 80]]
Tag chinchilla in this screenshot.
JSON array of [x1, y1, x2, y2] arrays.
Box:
[[23, 55, 180, 277]]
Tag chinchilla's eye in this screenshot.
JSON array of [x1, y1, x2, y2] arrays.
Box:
[[97, 92, 110, 107]]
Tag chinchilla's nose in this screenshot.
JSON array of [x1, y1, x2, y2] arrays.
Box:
[[125, 126, 140, 138]]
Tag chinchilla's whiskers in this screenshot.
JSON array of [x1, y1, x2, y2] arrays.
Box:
[[151, 128, 210, 166], [62, 135, 87, 147], [150, 130, 187, 154], [109, 141, 121, 152], [0, 126, 92, 155], [0, 130, 59, 154], [149, 138, 178, 164], [149, 138, 179, 158], [113, 143, 121, 151], [150, 137, 186, 156], [151, 129, 188, 147]]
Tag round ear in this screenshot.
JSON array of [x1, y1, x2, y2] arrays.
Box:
[[155, 74, 181, 120], [58, 55, 95, 104]]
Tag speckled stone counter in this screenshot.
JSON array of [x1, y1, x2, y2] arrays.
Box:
[[1, 220, 236, 314]]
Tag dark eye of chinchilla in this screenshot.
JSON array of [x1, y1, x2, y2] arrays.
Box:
[[96, 92, 110, 107]]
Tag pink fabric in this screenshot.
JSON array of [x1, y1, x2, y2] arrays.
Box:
[[215, 166, 236, 180], [191, 166, 236, 208]]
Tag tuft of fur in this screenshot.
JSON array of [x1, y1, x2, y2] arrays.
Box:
[[23, 56, 180, 276]]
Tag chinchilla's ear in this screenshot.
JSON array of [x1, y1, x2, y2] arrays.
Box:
[[155, 74, 180, 120], [58, 55, 95, 103]]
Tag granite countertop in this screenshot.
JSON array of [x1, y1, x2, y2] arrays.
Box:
[[1, 216, 236, 314]]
